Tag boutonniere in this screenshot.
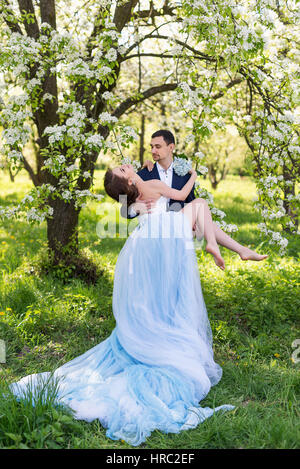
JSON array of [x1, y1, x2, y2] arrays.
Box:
[[173, 156, 192, 176]]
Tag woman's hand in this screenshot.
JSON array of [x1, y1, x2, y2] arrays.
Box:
[[142, 160, 154, 172], [189, 169, 197, 180]]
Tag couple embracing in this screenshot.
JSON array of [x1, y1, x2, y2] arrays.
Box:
[[9, 129, 267, 446], [108, 129, 267, 269]]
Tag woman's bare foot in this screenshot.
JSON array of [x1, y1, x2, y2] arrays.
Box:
[[239, 246, 268, 261], [206, 242, 225, 270]]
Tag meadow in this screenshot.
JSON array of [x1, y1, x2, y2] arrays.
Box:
[[0, 169, 299, 449]]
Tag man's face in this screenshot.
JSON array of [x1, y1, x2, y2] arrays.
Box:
[[150, 136, 174, 163]]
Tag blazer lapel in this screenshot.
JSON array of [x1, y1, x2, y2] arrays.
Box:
[[151, 163, 160, 180], [171, 169, 181, 189]]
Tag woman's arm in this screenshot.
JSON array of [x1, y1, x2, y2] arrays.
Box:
[[151, 170, 197, 201]]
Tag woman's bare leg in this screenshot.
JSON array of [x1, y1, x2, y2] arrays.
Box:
[[181, 198, 268, 266], [213, 223, 268, 261], [182, 199, 225, 270]]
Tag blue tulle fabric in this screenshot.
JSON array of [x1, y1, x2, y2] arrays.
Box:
[[10, 203, 234, 446]]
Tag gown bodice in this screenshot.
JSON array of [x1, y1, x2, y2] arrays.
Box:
[[137, 196, 169, 227]]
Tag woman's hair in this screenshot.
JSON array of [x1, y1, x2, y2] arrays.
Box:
[[104, 169, 139, 207]]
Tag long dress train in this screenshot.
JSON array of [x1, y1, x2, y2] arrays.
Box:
[[9, 201, 234, 446]]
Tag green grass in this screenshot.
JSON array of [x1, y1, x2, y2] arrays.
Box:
[[0, 170, 299, 449]]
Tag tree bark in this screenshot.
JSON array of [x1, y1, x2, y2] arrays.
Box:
[[17, 0, 40, 38], [8, 166, 15, 182], [113, 0, 139, 32], [46, 198, 80, 263], [283, 172, 298, 233], [139, 114, 145, 166]]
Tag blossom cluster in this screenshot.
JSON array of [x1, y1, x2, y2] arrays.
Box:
[[173, 157, 192, 176], [257, 223, 289, 254], [120, 157, 141, 172]]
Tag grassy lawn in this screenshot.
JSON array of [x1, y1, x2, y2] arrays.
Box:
[[0, 170, 299, 449]]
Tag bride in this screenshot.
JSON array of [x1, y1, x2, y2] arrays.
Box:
[[9, 163, 266, 446]]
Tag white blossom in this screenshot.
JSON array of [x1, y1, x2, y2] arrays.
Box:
[[85, 134, 104, 149], [121, 157, 141, 172], [123, 126, 139, 140], [66, 164, 77, 173], [62, 190, 72, 200], [102, 91, 113, 100], [105, 48, 117, 62], [99, 112, 118, 124], [197, 166, 209, 175]]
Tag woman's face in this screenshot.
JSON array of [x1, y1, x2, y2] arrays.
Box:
[[112, 164, 135, 181]]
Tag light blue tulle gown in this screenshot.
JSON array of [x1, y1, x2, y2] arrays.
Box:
[[10, 198, 234, 446]]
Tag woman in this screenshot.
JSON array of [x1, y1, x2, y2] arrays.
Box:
[[10, 164, 267, 446]]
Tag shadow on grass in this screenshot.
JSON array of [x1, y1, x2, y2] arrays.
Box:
[[199, 258, 300, 346], [0, 193, 23, 205], [95, 237, 127, 256], [215, 194, 266, 226]]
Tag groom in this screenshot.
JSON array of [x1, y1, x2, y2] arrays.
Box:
[[121, 129, 195, 219]]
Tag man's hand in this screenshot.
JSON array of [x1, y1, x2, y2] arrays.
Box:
[[132, 199, 155, 215], [142, 160, 154, 172]]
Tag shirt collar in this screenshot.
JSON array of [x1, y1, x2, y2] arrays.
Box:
[[157, 161, 173, 173]]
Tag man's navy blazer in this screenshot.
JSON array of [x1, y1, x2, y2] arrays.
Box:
[[122, 162, 195, 218]]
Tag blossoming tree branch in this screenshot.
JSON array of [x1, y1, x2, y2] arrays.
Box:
[[0, 0, 299, 265]]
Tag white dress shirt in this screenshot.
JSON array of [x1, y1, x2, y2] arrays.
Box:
[[156, 161, 173, 205]]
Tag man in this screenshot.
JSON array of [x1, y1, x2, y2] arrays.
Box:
[[121, 129, 195, 219]]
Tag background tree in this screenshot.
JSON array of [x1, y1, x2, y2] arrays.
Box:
[[0, 0, 181, 269], [197, 127, 248, 190]]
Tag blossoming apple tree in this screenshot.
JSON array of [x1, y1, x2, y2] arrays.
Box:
[[0, 0, 298, 265]]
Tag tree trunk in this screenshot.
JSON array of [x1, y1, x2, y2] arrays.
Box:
[[139, 114, 145, 166], [208, 165, 218, 190], [46, 198, 80, 263], [8, 167, 15, 182], [283, 182, 298, 234], [282, 165, 298, 234]]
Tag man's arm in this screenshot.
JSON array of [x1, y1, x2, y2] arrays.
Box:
[[120, 199, 156, 219]]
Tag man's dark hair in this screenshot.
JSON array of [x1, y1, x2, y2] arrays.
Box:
[[151, 129, 175, 145]]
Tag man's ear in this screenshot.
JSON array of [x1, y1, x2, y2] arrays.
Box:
[[169, 143, 175, 152], [128, 178, 133, 185]]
